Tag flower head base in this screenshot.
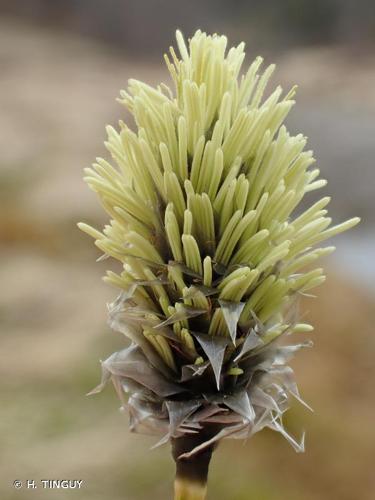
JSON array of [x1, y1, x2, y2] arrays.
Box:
[[79, 30, 359, 455]]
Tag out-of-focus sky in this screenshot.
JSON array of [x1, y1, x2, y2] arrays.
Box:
[[0, 2, 374, 500]]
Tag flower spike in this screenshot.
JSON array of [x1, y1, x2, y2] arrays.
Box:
[[79, 29, 359, 500]]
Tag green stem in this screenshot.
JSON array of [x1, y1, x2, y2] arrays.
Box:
[[171, 425, 220, 500], [174, 478, 207, 500]]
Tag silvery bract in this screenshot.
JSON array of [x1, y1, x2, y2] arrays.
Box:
[[79, 30, 359, 457]]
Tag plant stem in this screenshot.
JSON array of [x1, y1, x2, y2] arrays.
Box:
[[171, 425, 220, 500], [174, 477, 207, 500]]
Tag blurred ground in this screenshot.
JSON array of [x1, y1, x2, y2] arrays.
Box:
[[0, 19, 374, 500]]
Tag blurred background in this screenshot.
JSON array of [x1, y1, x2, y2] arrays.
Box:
[[1, 1, 374, 499]]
